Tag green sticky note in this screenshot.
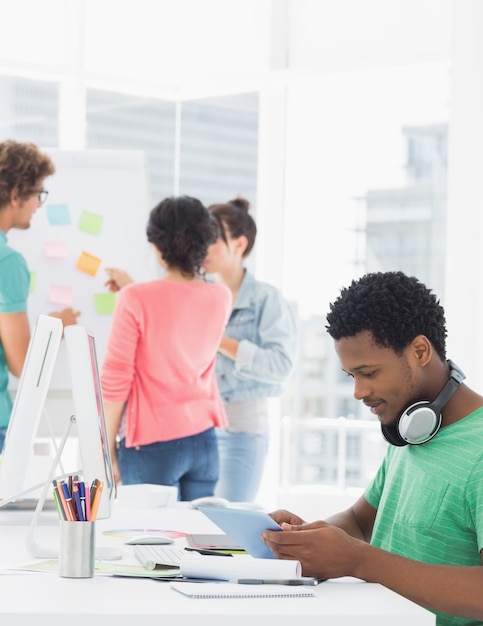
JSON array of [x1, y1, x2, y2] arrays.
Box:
[[94, 292, 116, 315], [29, 271, 37, 293], [79, 211, 104, 235]]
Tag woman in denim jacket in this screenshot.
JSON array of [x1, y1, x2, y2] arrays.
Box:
[[203, 198, 297, 502]]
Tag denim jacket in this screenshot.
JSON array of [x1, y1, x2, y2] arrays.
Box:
[[215, 270, 297, 404]]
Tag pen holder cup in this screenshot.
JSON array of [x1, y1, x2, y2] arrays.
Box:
[[58, 520, 95, 578]]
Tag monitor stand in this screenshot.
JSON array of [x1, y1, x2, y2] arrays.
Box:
[[25, 415, 121, 561]]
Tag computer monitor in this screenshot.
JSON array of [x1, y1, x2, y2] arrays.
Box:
[[0, 314, 63, 501], [64, 324, 115, 520], [0, 318, 115, 521]]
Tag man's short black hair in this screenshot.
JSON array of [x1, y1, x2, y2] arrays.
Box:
[[326, 271, 447, 360]]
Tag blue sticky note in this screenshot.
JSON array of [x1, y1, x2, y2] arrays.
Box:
[[46, 204, 71, 226]]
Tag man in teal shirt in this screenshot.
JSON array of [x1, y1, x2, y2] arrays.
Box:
[[0, 140, 80, 451]]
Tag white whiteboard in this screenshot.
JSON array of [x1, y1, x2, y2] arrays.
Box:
[[8, 149, 156, 390]]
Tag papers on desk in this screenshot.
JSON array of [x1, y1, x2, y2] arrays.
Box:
[[180, 552, 301, 581], [14, 560, 181, 578], [12, 551, 302, 583], [171, 582, 315, 599]]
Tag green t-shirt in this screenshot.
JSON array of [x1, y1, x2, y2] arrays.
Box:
[[0, 231, 30, 429], [365, 407, 483, 626]]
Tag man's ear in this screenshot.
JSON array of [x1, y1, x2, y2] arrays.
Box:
[[9, 188, 20, 206], [410, 334, 432, 367]]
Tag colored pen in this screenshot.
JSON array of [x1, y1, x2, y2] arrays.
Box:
[[78, 481, 86, 519], [232, 578, 322, 586], [73, 483, 85, 521], [52, 480, 68, 520], [85, 481, 91, 521], [90, 480, 103, 521], [52, 488, 66, 520], [90, 478, 100, 503], [61, 481, 77, 521]]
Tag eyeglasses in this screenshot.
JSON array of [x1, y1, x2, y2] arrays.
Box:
[[32, 189, 49, 204]]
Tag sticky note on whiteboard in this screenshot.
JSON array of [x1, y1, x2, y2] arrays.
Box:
[[50, 284, 73, 306], [79, 211, 104, 235], [94, 293, 116, 314], [46, 204, 71, 225], [29, 271, 37, 293], [76, 251, 102, 277], [44, 241, 68, 259]]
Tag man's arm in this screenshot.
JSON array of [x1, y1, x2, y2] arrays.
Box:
[[264, 500, 483, 621], [0, 311, 30, 377], [355, 541, 483, 620], [325, 495, 376, 542], [270, 494, 377, 542]]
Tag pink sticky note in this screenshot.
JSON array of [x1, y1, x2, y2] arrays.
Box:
[[44, 241, 68, 259], [50, 284, 73, 306]]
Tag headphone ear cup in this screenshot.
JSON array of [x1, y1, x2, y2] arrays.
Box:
[[381, 361, 464, 446], [398, 402, 441, 445], [381, 423, 408, 446]]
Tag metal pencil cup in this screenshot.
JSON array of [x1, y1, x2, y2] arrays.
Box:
[[58, 520, 95, 578]]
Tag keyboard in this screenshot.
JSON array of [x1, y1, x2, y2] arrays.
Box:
[[134, 544, 185, 570]]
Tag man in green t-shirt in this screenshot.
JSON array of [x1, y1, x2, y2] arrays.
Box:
[[263, 271, 483, 626], [0, 140, 80, 451]]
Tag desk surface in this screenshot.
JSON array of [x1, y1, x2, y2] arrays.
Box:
[[0, 499, 435, 626]]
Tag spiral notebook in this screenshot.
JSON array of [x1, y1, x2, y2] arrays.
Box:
[[170, 582, 315, 598]]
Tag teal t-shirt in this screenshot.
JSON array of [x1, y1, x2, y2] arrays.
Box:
[[0, 231, 30, 429], [365, 408, 483, 626]]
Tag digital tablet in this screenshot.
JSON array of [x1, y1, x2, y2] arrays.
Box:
[[197, 505, 282, 559]]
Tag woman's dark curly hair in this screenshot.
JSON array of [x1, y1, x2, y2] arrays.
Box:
[[326, 271, 447, 360], [0, 140, 55, 208], [146, 195, 220, 278]]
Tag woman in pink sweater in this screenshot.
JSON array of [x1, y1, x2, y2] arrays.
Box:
[[101, 196, 232, 500]]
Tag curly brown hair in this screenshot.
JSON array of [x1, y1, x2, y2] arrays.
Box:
[[326, 271, 447, 361], [0, 140, 55, 209], [146, 196, 220, 278]]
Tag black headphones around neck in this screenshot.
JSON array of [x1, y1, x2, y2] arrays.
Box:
[[381, 359, 466, 447]]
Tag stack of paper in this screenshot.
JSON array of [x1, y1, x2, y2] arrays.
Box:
[[180, 552, 301, 581]]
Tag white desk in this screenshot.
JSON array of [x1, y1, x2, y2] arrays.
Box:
[[0, 500, 435, 626]]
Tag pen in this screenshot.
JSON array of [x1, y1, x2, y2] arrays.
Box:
[[73, 483, 85, 521], [61, 481, 78, 521], [52, 488, 66, 520], [232, 578, 322, 586], [78, 481, 86, 519], [85, 481, 91, 521], [90, 480, 103, 521], [52, 480, 67, 520], [90, 478, 99, 500]]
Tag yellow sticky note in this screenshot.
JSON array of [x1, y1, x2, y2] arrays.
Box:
[[76, 251, 102, 277], [94, 293, 116, 315], [29, 271, 37, 293], [79, 211, 104, 235]]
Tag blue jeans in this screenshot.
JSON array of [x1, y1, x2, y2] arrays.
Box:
[[215, 429, 269, 502], [117, 427, 219, 501]]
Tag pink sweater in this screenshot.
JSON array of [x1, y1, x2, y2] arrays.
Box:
[[101, 280, 232, 447]]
